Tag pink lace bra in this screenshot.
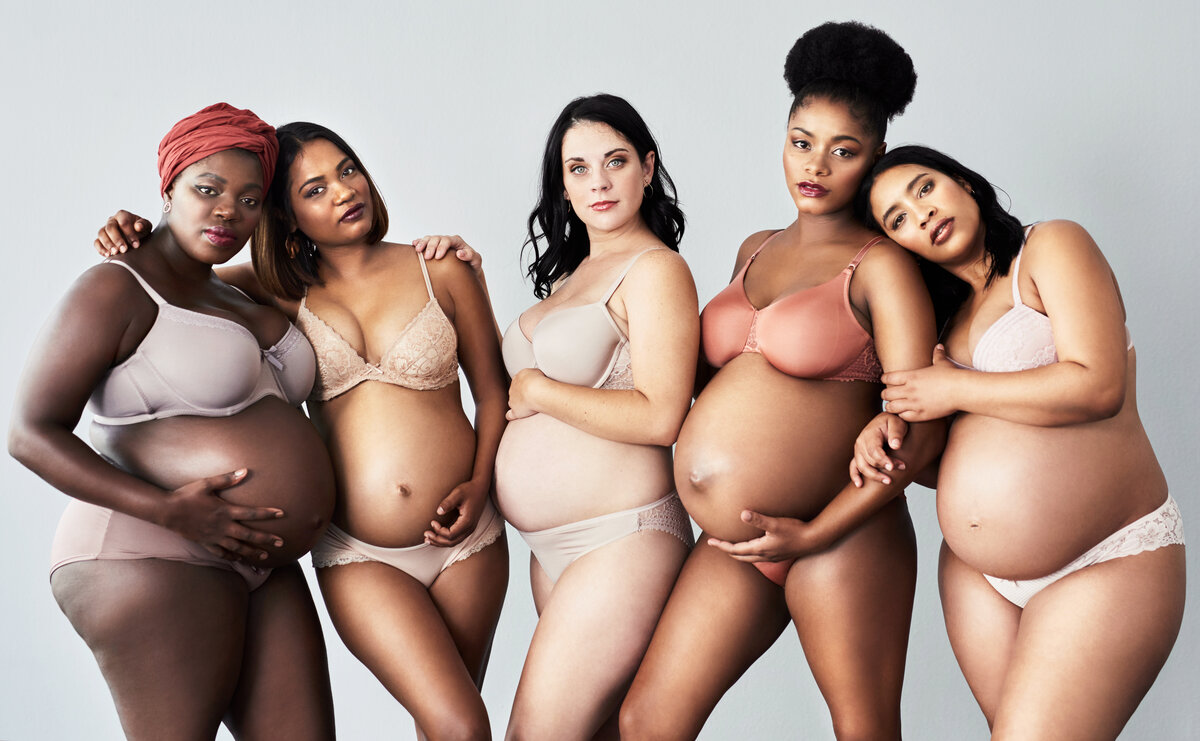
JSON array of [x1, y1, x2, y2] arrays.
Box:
[[297, 254, 459, 400]]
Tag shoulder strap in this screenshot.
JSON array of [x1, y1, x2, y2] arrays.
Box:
[[104, 259, 167, 305], [1011, 224, 1036, 306], [746, 230, 784, 266], [415, 253, 437, 300], [601, 248, 664, 303], [847, 236, 884, 272]]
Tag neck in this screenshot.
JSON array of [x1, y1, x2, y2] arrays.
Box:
[[791, 207, 860, 244], [583, 215, 657, 258], [312, 238, 377, 281], [146, 218, 215, 283]]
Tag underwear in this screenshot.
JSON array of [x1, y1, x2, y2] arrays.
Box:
[[298, 251, 459, 400], [50, 500, 271, 590], [701, 232, 882, 382], [502, 249, 661, 388], [518, 493, 694, 584], [984, 496, 1184, 608], [88, 260, 315, 425], [311, 501, 505, 588]]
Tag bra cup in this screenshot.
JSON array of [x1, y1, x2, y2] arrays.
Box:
[[700, 289, 756, 366], [146, 316, 264, 412], [501, 319, 537, 379], [757, 282, 857, 378], [530, 306, 622, 388], [270, 328, 317, 405]]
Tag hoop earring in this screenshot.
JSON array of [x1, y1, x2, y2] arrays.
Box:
[[285, 233, 303, 259], [644, 182, 654, 198], [162, 201, 172, 213]]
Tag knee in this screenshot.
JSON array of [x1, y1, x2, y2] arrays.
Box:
[[424, 710, 490, 741], [618, 693, 670, 741], [829, 711, 901, 741]]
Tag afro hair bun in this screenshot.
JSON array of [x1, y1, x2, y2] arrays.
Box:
[[784, 21, 916, 120]]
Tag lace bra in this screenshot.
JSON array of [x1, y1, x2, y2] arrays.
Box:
[[297, 253, 459, 400], [88, 260, 315, 425]]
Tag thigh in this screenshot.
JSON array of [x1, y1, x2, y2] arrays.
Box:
[[992, 544, 1186, 741], [429, 534, 510, 686], [508, 530, 689, 741], [51, 559, 247, 741], [225, 563, 335, 741], [783, 498, 917, 740], [317, 560, 490, 739], [620, 539, 790, 741], [938, 540, 1021, 726]]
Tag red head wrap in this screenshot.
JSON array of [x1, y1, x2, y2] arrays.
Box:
[[157, 103, 278, 198]]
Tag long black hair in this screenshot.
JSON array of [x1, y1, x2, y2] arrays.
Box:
[[856, 145, 1025, 334], [524, 94, 685, 299]]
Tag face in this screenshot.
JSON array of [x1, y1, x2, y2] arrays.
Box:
[[165, 149, 264, 264], [782, 96, 882, 215], [869, 164, 983, 264], [287, 138, 374, 247], [561, 121, 655, 235]]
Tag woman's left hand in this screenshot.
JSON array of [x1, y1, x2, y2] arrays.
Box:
[[880, 344, 963, 422], [507, 368, 547, 420], [424, 479, 488, 546], [706, 510, 824, 562], [412, 234, 483, 279]]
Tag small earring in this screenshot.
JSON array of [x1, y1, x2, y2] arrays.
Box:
[[644, 182, 654, 197], [162, 201, 172, 213], [285, 233, 301, 259]]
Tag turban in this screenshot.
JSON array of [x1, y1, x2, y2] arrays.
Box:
[[157, 103, 278, 197]]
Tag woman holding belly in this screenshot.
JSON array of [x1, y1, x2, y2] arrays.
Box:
[[622, 24, 944, 740], [9, 104, 336, 740], [496, 93, 697, 739], [96, 122, 511, 737], [859, 145, 1185, 740]]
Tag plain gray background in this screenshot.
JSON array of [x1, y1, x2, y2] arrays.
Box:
[[1, 1, 1196, 738]]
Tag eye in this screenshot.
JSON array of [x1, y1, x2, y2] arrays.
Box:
[[569, 165, 587, 175], [891, 212, 907, 231], [195, 185, 217, 196], [341, 165, 356, 178], [305, 185, 326, 198], [606, 157, 625, 168], [791, 139, 811, 150], [833, 147, 856, 158], [918, 180, 933, 196], [241, 197, 259, 207]]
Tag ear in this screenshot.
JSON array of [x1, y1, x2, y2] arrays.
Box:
[[953, 176, 974, 195], [874, 142, 887, 163], [642, 150, 656, 185]]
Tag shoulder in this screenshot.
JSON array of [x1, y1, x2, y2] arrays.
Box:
[[1021, 220, 1106, 276], [625, 248, 694, 287], [855, 236, 921, 280], [69, 261, 153, 312], [734, 229, 780, 267], [421, 247, 477, 287]]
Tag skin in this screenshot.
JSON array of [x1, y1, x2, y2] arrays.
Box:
[[10, 150, 336, 739], [855, 164, 1186, 738], [494, 121, 698, 740], [93, 137, 511, 740], [620, 97, 944, 741]]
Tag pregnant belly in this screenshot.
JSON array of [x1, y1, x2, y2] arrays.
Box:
[[938, 412, 1167, 578], [675, 356, 879, 542], [495, 413, 672, 532], [91, 397, 335, 566]]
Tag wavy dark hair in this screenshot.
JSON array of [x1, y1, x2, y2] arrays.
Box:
[[784, 21, 917, 141], [524, 94, 685, 299], [252, 122, 389, 300], [856, 145, 1024, 335]]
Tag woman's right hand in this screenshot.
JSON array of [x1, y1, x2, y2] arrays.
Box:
[[412, 234, 484, 280], [160, 468, 286, 563], [849, 412, 909, 487], [94, 210, 152, 257]]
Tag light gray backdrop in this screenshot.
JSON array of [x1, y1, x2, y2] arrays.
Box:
[[1, 1, 1196, 738]]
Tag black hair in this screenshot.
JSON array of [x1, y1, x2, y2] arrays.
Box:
[[251, 122, 389, 300], [524, 94, 686, 299], [856, 145, 1025, 334], [784, 21, 917, 141]]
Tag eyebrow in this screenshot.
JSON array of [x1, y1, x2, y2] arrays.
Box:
[[790, 127, 863, 145], [880, 172, 930, 227], [297, 157, 353, 194], [195, 172, 228, 184], [564, 147, 631, 164]]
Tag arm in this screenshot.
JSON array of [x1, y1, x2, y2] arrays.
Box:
[[8, 264, 285, 562], [710, 242, 945, 561], [882, 221, 1129, 426], [507, 249, 699, 446], [422, 257, 510, 546], [848, 412, 941, 489]]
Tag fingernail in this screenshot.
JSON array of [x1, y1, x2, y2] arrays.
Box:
[[274, 539, 283, 547], [259, 552, 268, 560], [891, 439, 901, 448], [883, 477, 891, 485], [274, 509, 285, 518], [885, 463, 893, 471], [131, 241, 139, 248], [436, 507, 445, 515], [235, 468, 248, 477], [707, 538, 718, 546]]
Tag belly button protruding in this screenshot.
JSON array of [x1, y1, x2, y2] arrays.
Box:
[[394, 483, 412, 498]]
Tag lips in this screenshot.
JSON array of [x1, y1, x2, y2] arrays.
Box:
[[204, 226, 238, 248], [340, 203, 366, 223], [590, 200, 617, 212], [797, 181, 828, 198], [931, 218, 954, 245]]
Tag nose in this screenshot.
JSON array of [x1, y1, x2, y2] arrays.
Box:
[[213, 196, 237, 221], [333, 179, 357, 204], [805, 152, 830, 177], [590, 169, 611, 193], [918, 204, 936, 228]]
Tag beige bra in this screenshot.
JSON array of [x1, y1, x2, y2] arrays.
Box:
[[297, 253, 459, 400], [501, 249, 659, 390]]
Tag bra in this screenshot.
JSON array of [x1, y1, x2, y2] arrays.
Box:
[[501, 249, 660, 390], [297, 252, 459, 400], [87, 261, 316, 425], [701, 232, 882, 382]]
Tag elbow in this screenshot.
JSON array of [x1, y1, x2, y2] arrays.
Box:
[[1081, 375, 1126, 422], [8, 422, 36, 468], [643, 406, 688, 447]]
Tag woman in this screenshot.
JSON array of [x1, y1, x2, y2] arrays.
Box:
[[621, 23, 943, 740], [495, 93, 698, 739], [94, 122, 511, 738], [10, 103, 337, 740], [855, 145, 1185, 740]]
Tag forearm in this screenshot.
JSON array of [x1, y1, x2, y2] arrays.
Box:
[[950, 362, 1124, 426], [531, 379, 687, 447], [468, 395, 508, 488]]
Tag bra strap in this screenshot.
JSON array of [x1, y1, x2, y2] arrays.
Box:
[[1011, 224, 1036, 307], [846, 236, 884, 272], [416, 253, 437, 300], [600, 248, 663, 303], [104, 259, 167, 305]]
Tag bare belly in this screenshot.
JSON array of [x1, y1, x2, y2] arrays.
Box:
[[495, 412, 673, 533], [938, 399, 1167, 579], [310, 381, 476, 547], [675, 355, 880, 542], [91, 397, 335, 566]]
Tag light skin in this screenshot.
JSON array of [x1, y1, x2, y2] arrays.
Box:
[[620, 96, 943, 741], [12, 150, 336, 739], [854, 163, 1184, 738], [92, 137, 512, 739], [497, 120, 698, 741]]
